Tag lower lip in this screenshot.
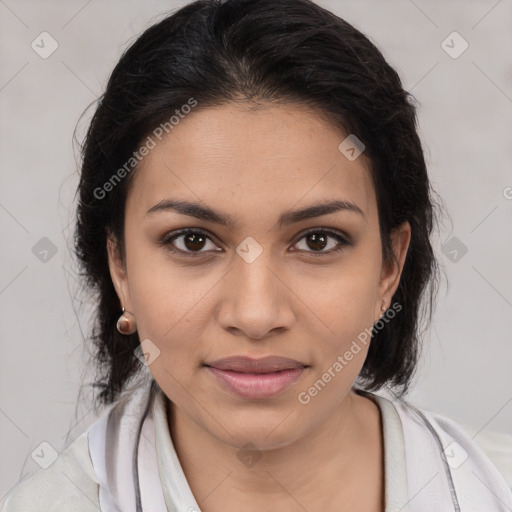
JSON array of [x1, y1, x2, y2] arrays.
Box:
[[206, 366, 305, 399]]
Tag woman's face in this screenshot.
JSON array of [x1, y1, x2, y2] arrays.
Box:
[[108, 101, 410, 450]]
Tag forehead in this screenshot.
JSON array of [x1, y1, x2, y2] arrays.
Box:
[[128, 102, 376, 224]]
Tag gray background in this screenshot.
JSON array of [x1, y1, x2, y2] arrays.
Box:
[[1, 0, 511, 499]]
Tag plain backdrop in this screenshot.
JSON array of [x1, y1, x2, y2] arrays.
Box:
[[1, 0, 511, 499]]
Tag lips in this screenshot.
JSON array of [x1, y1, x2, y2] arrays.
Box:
[[204, 355, 306, 373], [204, 355, 308, 399]]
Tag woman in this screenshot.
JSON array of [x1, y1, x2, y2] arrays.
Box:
[[2, 0, 511, 511]]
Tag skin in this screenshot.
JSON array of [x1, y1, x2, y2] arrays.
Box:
[[108, 101, 411, 511]]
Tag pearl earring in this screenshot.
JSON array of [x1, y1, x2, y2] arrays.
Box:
[[116, 307, 136, 335]]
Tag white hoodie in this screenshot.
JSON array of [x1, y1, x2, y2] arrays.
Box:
[[2, 374, 511, 512]]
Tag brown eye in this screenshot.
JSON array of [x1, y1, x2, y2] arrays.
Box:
[[183, 232, 207, 251], [305, 232, 328, 251], [293, 229, 350, 254], [161, 229, 220, 255]]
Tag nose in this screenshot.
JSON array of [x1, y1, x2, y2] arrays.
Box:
[[216, 250, 295, 340]]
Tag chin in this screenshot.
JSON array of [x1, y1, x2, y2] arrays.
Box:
[[207, 409, 306, 450]]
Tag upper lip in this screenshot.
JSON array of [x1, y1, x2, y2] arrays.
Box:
[[204, 356, 307, 373]]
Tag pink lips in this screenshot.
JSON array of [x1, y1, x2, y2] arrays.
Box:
[[204, 355, 307, 399]]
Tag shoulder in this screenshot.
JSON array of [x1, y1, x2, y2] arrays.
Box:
[[457, 425, 512, 489], [1, 378, 155, 512], [395, 399, 512, 482], [421, 405, 512, 489], [0, 431, 100, 512], [390, 396, 512, 507]]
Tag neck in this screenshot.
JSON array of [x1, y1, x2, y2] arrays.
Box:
[[166, 390, 384, 511]]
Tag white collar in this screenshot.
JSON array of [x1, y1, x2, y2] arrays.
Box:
[[87, 377, 512, 511]]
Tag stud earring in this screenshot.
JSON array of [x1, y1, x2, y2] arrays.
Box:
[[380, 301, 386, 318], [116, 307, 136, 335]]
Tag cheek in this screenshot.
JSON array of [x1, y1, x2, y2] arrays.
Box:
[[124, 238, 218, 370], [295, 251, 381, 335], [130, 270, 210, 351], [295, 249, 381, 386], [296, 275, 378, 405], [129, 274, 212, 397]]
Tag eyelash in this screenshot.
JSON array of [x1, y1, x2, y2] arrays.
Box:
[[159, 227, 351, 258]]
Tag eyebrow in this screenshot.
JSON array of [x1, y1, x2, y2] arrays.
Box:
[[146, 198, 364, 228]]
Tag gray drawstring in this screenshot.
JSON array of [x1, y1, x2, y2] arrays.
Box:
[[133, 380, 158, 512], [405, 402, 461, 512]]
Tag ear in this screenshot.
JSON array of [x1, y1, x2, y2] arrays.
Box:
[[107, 234, 133, 312], [377, 221, 411, 318]]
